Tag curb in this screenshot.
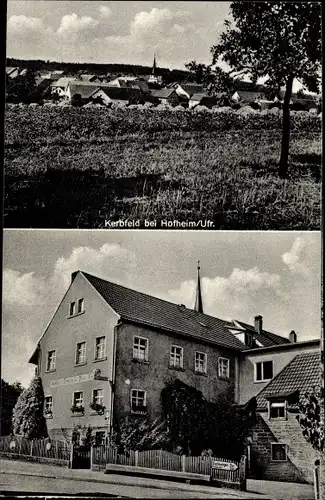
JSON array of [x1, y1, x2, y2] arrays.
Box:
[[0, 469, 251, 498]]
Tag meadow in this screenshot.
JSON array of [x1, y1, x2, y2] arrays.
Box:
[[4, 105, 321, 229]]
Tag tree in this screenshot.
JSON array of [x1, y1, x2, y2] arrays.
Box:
[[0, 379, 24, 435], [211, 2, 321, 177], [71, 93, 82, 107], [12, 375, 48, 439]]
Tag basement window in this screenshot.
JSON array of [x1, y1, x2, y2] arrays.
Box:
[[271, 443, 287, 461]]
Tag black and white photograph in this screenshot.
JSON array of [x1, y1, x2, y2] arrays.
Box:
[[1, 1, 323, 500], [4, 1, 321, 230], [0, 230, 323, 498]]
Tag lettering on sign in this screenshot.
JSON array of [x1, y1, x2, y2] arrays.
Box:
[[212, 461, 238, 471], [50, 372, 95, 388]]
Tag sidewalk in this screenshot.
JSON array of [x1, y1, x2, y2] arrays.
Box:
[[0, 458, 265, 498], [0, 457, 314, 499]]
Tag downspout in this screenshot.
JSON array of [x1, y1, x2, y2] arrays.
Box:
[[234, 355, 240, 404], [109, 323, 119, 438]]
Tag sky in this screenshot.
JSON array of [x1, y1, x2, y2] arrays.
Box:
[[2, 230, 321, 388], [6, 1, 231, 69]]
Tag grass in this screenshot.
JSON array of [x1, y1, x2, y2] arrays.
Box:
[[4, 106, 321, 229]]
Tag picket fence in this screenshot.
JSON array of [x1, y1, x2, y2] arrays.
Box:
[[92, 445, 246, 488], [0, 435, 70, 462]]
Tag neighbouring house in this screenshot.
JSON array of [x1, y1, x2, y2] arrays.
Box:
[[107, 78, 150, 93], [150, 88, 180, 106], [51, 77, 78, 97], [175, 83, 205, 101], [28, 266, 320, 464], [89, 86, 149, 106], [6, 67, 20, 78], [189, 93, 227, 109], [232, 90, 265, 104], [249, 351, 321, 484], [78, 74, 101, 83]]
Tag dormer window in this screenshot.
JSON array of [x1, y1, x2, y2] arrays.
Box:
[[269, 401, 287, 420]]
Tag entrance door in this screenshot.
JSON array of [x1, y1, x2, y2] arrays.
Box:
[[71, 445, 91, 469]]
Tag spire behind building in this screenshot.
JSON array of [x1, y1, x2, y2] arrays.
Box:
[[152, 54, 156, 75], [194, 260, 203, 314]]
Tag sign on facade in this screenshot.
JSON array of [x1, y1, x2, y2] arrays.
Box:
[[212, 460, 238, 471]]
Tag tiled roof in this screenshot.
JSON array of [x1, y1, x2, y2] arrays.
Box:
[[151, 88, 176, 99], [82, 271, 247, 351], [69, 83, 101, 99], [190, 93, 208, 102], [96, 87, 144, 101], [234, 90, 265, 102], [180, 84, 205, 97], [256, 351, 321, 410], [52, 77, 77, 88], [235, 320, 290, 347]]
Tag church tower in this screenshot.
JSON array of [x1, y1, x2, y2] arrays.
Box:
[[194, 261, 203, 314], [152, 54, 157, 75]]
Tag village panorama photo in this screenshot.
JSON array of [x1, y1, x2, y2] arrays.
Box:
[[4, 1, 322, 230], [1, 230, 323, 498]]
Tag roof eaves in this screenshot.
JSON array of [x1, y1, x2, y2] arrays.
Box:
[[120, 314, 245, 351]]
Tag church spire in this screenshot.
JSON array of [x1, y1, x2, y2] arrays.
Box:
[[152, 54, 156, 75], [194, 260, 203, 314]]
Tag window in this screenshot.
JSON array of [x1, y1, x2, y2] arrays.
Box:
[[77, 298, 84, 314], [218, 357, 230, 379], [95, 336, 106, 360], [271, 443, 287, 461], [44, 396, 53, 414], [269, 402, 286, 419], [170, 345, 183, 368], [46, 350, 56, 371], [133, 336, 148, 361], [69, 302, 76, 316], [69, 298, 84, 316], [195, 352, 207, 374], [76, 342, 86, 364], [131, 389, 147, 413], [95, 431, 106, 446], [93, 389, 104, 406], [255, 361, 273, 382], [73, 391, 84, 408]]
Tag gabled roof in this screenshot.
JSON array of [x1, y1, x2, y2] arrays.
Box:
[[93, 86, 144, 102], [179, 84, 205, 97], [190, 93, 208, 102], [52, 77, 77, 88], [82, 271, 246, 351], [151, 88, 176, 99], [233, 90, 265, 102], [255, 351, 321, 410], [68, 82, 104, 99], [234, 320, 290, 347]]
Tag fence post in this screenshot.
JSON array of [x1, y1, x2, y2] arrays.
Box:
[[135, 450, 138, 467], [30, 440, 33, 457], [69, 443, 74, 469], [239, 455, 247, 491], [314, 459, 320, 500], [181, 455, 186, 472], [90, 445, 94, 470], [56, 440, 59, 459]]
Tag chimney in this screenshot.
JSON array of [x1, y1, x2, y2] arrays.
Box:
[[71, 271, 78, 283], [254, 315, 263, 335], [289, 330, 297, 343]]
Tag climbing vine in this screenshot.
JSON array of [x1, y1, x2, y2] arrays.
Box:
[[297, 386, 324, 451]]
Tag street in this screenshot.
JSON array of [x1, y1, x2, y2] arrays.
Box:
[[0, 458, 314, 499]]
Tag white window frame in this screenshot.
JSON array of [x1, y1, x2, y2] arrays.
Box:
[[195, 351, 207, 374], [130, 389, 147, 412], [44, 395, 53, 412], [218, 357, 230, 379], [92, 388, 104, 406], [77, 298, 84, 314], [269, 401, 287, 420], [72, 391, 84, 408], [95, 336, 106, 360], [69, 301, 76, 316], [75, 341, 87, 365], [271, 442, 287, 462], [170, 345, 184, 368], [133, 336, 149, 361], [254, 360, 273, 382], [46, 350, 56, 371]]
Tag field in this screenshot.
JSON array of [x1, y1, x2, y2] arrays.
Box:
[[4, 105, 321, 229]]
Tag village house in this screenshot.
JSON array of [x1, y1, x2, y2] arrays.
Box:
[[28, 267, 320, 482], [150, 88, 180, 106], [174, 83, 205, 103], [89, 87, 147, 107], [51, 77, 78, 98]]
